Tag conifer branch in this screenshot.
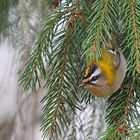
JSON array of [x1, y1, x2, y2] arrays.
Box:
[[47, 41, 70, 135], [91, 0, 109, 54], [130, 0, 140, 73], [19, 12, 62, 90], [40, 2, 88, 136], [83, 0, 116, 60]]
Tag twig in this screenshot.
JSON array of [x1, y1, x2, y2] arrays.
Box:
[[130, 0, 140, 73], [117, 78, 135, 137]]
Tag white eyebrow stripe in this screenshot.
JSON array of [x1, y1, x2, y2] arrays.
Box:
[[108, 49, 116, 54], [89, 67, 102, 80]]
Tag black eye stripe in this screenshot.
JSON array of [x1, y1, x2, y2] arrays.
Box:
[[91, 76, 97, 81], [91, 73, 103, 81], [83, 64, 98, 79], [83, 73, 103, 86]]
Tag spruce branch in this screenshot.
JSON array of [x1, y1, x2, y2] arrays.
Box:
[[19, 12, 62, 90], [130, 0, 140, 73], [103, 75, 140, 139], [83, 0, 117, 61], [40, 1, 90, 137], [120, 0, 140, 75], [101, 2, 140, 136]]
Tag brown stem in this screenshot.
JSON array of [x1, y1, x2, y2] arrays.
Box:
[[49, 41, 70, 133], [130, 0, 140, 73], [117, 78, 135, 137]]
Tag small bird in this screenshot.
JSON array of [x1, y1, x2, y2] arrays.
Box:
[[82, 36, 126, 97]]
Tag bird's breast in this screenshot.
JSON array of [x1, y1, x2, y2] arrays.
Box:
[[86, 84, 112, 97]]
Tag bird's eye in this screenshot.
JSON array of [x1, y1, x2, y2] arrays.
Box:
[[90, 73, 103, 82], [91, 76, 97, 81]]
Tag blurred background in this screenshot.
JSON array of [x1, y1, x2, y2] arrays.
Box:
[[0, 0, 48, 140]]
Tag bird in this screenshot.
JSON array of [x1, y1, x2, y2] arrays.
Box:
[[82, 36, 126, 97]]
